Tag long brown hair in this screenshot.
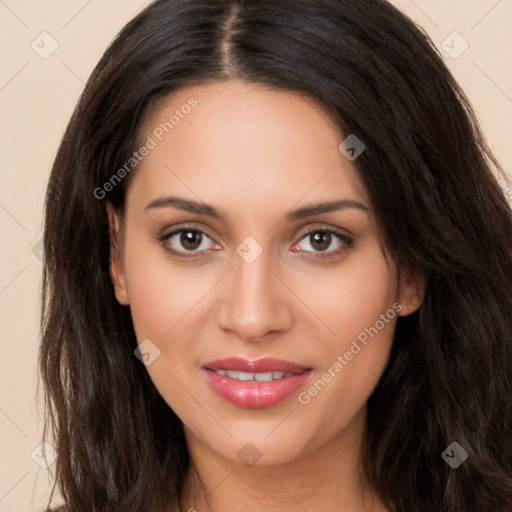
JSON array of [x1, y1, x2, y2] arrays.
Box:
[[40, 0, 512, 510]]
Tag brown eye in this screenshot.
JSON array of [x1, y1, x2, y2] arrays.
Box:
[[179, 230, 203, 250], [159, 228, 218, 258], [309, 231, 332, 251], [294, 228, 353, 255]]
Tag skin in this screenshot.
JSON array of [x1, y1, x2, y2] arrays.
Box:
[[108, 79, 425, 512]]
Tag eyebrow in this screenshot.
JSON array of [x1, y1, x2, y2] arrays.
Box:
[[143, 196, 370, 221]]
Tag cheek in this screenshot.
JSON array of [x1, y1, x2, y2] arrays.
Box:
[[293, 242, 398, 431], [304, 240, 397, 343], [123, 229, 212, 342]]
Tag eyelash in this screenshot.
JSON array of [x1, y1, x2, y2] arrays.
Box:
[[155, 225, 354, 260]]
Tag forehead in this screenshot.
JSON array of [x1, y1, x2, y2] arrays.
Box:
[[127, 79, 369, 215]]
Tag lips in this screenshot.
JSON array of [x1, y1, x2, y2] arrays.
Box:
[[201, 357, 313, 409]]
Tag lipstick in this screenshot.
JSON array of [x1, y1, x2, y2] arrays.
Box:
[[202, 357, 313, 408]]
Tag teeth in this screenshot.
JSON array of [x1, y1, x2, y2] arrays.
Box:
[[230, 370, 252, 380], [215, 370, 291, 381]]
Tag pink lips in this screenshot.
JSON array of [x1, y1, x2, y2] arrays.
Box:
[[202, 357, 313, 409]]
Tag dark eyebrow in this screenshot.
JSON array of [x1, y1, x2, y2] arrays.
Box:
[[285, 199, 370, 221], [143, 196, 370, 221], [144, 196, 224, 219]]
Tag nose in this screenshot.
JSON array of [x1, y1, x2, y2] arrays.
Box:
[[216, 247, 294, 342]]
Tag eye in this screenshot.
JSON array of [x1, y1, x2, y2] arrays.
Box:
[[292, 228, 353, 257], [157, 227, 220, 259]]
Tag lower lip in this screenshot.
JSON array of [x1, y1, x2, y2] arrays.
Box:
[[202, 368, 312, 409]]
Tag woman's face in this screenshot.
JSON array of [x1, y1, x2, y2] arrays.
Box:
[[108, 79, 423, 467]]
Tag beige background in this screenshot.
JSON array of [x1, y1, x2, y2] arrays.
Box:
[[0, 1, 511, 510]]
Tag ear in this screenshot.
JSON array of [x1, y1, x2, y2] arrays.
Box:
[[106, 202, 129, 305], [396, 265, 426, 316]]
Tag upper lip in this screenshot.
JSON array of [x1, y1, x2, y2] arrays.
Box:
[[202, 357, 311, 374]]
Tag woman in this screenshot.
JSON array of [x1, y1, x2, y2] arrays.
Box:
[[39, 0, 512, 511]]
